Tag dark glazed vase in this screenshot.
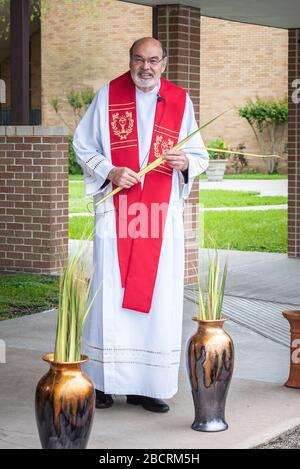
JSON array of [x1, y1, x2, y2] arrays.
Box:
[[187, 318, 234, 432], [35, 353, 95, 449]]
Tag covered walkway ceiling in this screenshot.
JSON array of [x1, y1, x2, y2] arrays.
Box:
[[123, 0, 300, 29]]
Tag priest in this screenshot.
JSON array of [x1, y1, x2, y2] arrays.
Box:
[[73, 37, 209, 413]]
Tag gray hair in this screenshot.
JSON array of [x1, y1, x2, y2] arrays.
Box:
[[129, 38, 168, 60]]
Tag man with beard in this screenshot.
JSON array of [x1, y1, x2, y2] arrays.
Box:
[[73, 37, 209, 413]]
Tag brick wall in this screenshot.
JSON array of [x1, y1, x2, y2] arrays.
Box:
[[0, 126, 69, 273], [288, 30, 300, 258], [155, 5, 201, 122], [41, 0, 152, 129], [154, 5, 201, 285], [0, 4, 289, 173], [200, 16, 288, 173], [183, 180, 202, 285]]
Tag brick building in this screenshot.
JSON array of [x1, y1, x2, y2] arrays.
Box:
[[0, 0, 288, 172], [0, 0, 299, 278]]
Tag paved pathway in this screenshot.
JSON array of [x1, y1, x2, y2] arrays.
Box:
[[1, 246, 299, 449]]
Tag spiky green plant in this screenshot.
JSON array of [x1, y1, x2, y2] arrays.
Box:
[[195, 249, 228, 321], [54, 243, 96, 362]]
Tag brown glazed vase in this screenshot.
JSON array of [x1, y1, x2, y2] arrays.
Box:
[[186, 318, 234, 432], [35, 354, 95, 449], [282, 310, 300, 388]]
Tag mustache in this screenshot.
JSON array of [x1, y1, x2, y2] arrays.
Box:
[[137, 72, 154, 76]]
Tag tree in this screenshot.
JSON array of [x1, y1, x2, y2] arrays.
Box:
[[50, 88, 95, 133], [238, 97, 288, 174], [50, 88, 95, 175], [0, 0, 104, 40]]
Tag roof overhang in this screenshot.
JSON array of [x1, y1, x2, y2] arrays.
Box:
[[121, 0, 300, 29]]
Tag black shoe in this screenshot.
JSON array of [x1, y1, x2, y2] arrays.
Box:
[[126, 395, 169, 413], [95, 390, 113, 409]]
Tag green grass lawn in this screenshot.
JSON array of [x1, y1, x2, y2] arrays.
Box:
[[203, 210, 287, 253], [69, 174, 287, 252], [69, 181, 287, 213], [69, 174, 84, 181], [200, 190, 286, 208], [70, 173, 287, 181], [69, 181, 93, 213], [69, 216, 94, 240], [223, 174, 287, 179], [0, 274, 59, 321], [69, 210, 287, 253], [69, 180, 288, 253], [1, 176, 287, 321]]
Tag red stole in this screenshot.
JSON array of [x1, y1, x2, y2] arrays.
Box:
[[109, 71, 186, 313]]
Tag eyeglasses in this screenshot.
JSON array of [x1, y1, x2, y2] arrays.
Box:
[[132, 57, 165, 67]]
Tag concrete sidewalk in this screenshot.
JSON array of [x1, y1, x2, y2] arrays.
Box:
[[0, 247, 300, 449]]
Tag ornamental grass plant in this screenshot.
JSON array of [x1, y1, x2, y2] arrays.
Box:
[[195, 245, 228, 321], [54, 242, 97, 363]]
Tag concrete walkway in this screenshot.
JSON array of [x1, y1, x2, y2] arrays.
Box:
[[0, 245, 300, 449]]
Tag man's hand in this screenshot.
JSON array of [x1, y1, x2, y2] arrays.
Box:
[[164, 150, 189, 171], [108, 167, 140, 189]]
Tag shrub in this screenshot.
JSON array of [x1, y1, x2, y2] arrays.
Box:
[[50, 88, 95, 175], [207, 139, 230, 160], [68, 135, 82, 175], [229, 143, 248, 173], [238, 97, 288, 174], [50, 87, 95, 133]]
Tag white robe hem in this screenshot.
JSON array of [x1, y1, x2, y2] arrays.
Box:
[[93, 385, 179, 400]]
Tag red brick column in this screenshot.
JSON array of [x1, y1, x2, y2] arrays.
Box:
[[0, 126, 69, 273], [288, 30, 300, 258], [154, 4, 201, 284]]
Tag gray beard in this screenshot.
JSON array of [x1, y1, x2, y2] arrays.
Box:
[[131, 73, 158, 90]]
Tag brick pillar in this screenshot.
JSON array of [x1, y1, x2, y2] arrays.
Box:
[[154, 4, 201, 284], [0, 126, 69, 273], [288, 30, 300, 258]]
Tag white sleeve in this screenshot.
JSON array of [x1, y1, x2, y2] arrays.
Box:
[[180, 93, 209, 199], [73, 86, 115, 197]]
